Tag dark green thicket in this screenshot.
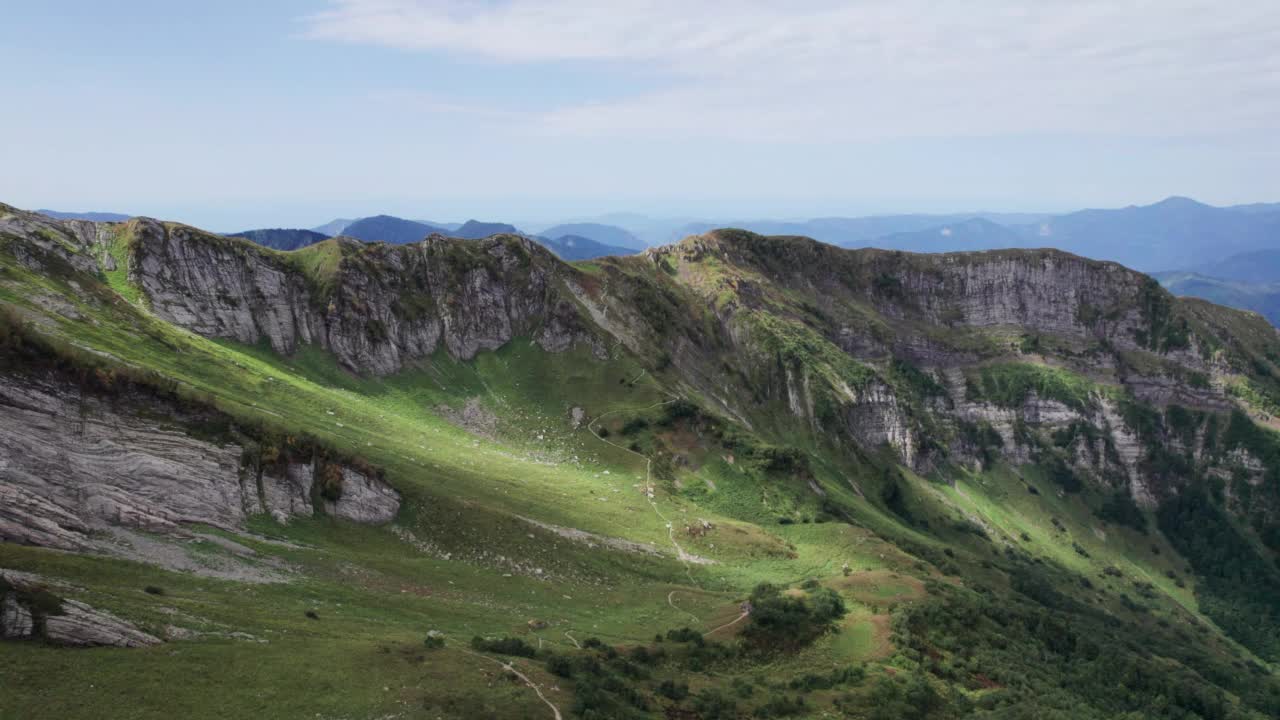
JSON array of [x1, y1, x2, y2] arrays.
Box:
[[958, 419, 1004, 465], [1217, 410, 1280, 549], [1137, 276, 1192, 351], [469, 636, 537, 658], [1098, 490, 1147, 532], [889, 357, 947, 400], [896, 580, 1280, 719], [879, 467, 917, 523], [740, 582, 846, 650], [1118, 396, 1200, 488], [1158, 485, 1280, 663], [542, 647, 653, 719]]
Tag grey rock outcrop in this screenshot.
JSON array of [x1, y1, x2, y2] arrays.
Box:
[[0, 208, 101, 277], [254, 463, 317, 524], [323, 468, 400, 523], [42, 599, 161, 647], [0, 373, 400, 552], [124, 221, 602, 375], [1, 571, 160, 647]]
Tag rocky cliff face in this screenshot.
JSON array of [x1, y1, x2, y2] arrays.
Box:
[[0, 372, 400, 552], [125, 220, 603, 375], [4, 206, 1279, 541], [641, 231, 1277, 512], [656, 232, 1181, 359]]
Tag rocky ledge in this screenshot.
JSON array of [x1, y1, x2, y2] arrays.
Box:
[[1, 571, 160, 648]]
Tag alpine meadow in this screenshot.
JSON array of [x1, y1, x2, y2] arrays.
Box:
[[4, 2, 1280, 719]]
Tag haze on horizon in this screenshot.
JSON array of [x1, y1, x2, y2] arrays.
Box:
[[3, 0, 1278, 230]]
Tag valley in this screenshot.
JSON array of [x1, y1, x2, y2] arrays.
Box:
[[2, 204, 1280, 719]]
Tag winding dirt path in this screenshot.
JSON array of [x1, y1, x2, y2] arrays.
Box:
[[667, 590, 702, 625], [564, 630, 582, 649], [585, 371, 700, 586], [705, 611, 750, 638], [461, 648, 562, 720]]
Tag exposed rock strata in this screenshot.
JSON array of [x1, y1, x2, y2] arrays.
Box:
[[127, 220, 603, 374], [0, 373, 400, 551], [41, 599, 162, 647], [0, 570, 160, 647]]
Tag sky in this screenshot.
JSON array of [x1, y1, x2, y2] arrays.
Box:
[[2, 0, 1278, 231]]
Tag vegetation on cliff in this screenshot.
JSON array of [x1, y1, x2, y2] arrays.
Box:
[[2, 207, 1280, 718]]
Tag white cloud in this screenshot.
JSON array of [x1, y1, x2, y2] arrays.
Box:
[[303, 0, 1280, 141]]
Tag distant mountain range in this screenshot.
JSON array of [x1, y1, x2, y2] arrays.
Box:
[[32, 196, 1280, 280], [36, 209, 133, 222], [226, 215, 641, 261], [534, 222, 646, 250], [535, 234, 637, 261], [1015, 196, 1280, 271], [310, 218, 355, 237], [873, 218, 1026, 253], [339, 216, 448, 244], [1153, 248, 1280, 327], [454, 220, 519, 239], [1191, 249, 1280, 285], [667, 212, 1052, 249], [1153, 271, 1280, 327], [631, 198, 1277, 272], [228, 228, 331, 252]]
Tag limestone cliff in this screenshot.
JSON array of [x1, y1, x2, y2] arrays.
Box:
[[4, 205, 1280, 543], [123, 219, 603, 374], [0, 372, 400, 552], [643, 230, 1280, 517]]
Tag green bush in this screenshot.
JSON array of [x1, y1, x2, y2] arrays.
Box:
[[470, 636, 537, 658], [741, 583, 846, 649]]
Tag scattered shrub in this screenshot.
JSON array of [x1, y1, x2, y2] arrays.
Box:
[[470, 636, 537, 658]]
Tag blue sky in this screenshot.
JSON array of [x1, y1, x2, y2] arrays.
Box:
[[3, 0, 1278, 231]]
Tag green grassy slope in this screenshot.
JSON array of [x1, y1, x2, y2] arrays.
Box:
[[2, 214, 1279, 719]]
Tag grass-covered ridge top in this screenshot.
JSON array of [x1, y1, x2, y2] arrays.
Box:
[[5, 206, 1280, 718]]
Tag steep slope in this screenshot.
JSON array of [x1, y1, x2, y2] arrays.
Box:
[[3, 206, 1280, 719], [229, 227, 331, 251], [127, 220, 602, 374]]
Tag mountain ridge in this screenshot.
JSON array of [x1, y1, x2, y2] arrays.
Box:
[[4, 203, 1280, 718]]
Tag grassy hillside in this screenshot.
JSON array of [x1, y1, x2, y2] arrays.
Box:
[[2, 210, 1280, 719]]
